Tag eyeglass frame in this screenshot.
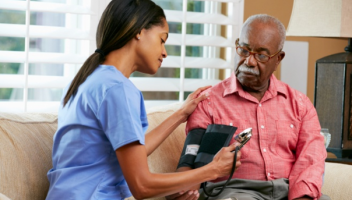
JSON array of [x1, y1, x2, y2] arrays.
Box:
[[235, 38, 282, 63]]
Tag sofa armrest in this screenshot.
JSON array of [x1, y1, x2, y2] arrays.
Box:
[[322, 162, 352, 200]]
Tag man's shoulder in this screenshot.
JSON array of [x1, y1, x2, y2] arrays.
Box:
[[275, 78, 314, 116], [275, 78, 308, 100], [208, 77, 231, 95]]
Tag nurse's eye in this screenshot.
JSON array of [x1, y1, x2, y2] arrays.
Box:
[[161, 38, 165, 44]]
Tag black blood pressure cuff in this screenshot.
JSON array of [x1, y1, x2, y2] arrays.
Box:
[[177, 128, 206, 169], [177, 124, 238, 169], [194, 124, 237, 168]]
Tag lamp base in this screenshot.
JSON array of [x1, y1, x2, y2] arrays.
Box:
[[314, 51, 352, 158]]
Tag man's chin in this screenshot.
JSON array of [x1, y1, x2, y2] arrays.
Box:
[[237, 75, 257, 87]]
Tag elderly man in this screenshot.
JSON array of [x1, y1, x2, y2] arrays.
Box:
[[168, 14, 330, 200]]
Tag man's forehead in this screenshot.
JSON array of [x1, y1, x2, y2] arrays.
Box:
[[238, 36, 272, 54], [239, 25, 280, 52]]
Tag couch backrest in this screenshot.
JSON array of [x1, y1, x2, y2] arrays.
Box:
[[0, 113, 57, 200]]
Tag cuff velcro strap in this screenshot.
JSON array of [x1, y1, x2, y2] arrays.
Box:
[[177, 128, 206, 169]]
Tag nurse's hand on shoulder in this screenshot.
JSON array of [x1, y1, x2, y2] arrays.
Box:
[[179, 85, 211, 122]]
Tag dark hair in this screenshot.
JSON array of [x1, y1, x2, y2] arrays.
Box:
[[63, 0, 166, 106]]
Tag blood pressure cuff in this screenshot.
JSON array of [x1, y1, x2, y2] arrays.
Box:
[[177, 128, 206, 168], [177, 124, 237, 169]]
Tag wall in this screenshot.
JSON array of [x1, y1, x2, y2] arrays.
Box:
[[244, 0, 348, 102]]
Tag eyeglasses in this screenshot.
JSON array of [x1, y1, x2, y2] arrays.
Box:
[[235, 38, 281, 63]]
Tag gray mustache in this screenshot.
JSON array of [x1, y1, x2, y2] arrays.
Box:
[[238, 65, 260, 75]]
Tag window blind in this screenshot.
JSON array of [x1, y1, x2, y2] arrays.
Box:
[[134, 0, 244, 108], [0, 0, 100, 112], [0, 0, 243, 112]]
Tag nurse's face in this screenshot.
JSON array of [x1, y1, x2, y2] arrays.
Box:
[[135, 18, 169, 75]]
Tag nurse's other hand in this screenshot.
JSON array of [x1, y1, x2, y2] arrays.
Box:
[[179, 85, 211, 121]]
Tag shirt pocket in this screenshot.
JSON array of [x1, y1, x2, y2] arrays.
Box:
[[221, 119, 251, 159], [274, 120, 300, 159]]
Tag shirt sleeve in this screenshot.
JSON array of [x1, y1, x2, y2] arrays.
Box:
[[185, 90, 213, 135], [96, 83, 145, 150], [288, 93, 326, 200]]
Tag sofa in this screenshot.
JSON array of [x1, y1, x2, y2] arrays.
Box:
[[0, 103, 351, 200]]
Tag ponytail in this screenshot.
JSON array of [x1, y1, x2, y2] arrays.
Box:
[[62, 53, 103, 106]]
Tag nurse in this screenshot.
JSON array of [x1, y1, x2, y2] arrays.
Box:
[[46, 0, 241, 199]]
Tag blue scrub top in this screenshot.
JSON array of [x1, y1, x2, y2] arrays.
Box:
[[46, 65, 148, 200]]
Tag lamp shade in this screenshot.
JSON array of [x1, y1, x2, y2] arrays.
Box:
[[286, 0, 352, 38]]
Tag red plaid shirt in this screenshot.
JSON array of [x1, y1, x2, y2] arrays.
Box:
[[186, 73, 326, 200]]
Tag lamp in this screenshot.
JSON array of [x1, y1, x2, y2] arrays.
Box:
[[286, 0, 352, 158]]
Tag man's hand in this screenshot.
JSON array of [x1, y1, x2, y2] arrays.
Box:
[[166, 189, 199, 200], [166, 167, 200, 200]]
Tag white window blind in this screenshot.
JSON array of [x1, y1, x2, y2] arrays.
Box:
[[0, 0, 243, 112], [0, 0, 103, 112], [135, 0, 244, 108]]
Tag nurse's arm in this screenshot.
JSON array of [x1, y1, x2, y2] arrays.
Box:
[[115, 141, 239, 200], [144, 85, 210, 156]]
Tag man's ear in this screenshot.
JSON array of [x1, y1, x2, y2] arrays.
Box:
[[274, 51, 285, 71], [277, 51, 285, 63]]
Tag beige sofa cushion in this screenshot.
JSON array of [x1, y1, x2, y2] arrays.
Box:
[[322, 162, 352, 200], [0, 113, 57, 200]]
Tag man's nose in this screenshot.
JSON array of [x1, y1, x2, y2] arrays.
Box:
[[245, 54, 257, 67]]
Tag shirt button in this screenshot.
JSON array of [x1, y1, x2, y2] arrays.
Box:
[[268, 173, 271, 176], [263, 148, 267, 152], [229, 123, 233, 126], [290, 124, 294, 128], [261, 125, 264, 129], [208, 102, 211, 105], [259, 104, 262, 107]]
